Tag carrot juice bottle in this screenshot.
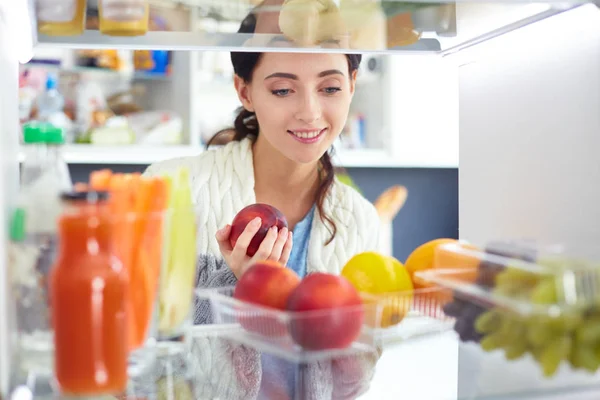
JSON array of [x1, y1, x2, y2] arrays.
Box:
[[50, 191, 129, 395]]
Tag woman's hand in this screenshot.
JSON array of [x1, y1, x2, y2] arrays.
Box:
[[215, 217, 293, 279]]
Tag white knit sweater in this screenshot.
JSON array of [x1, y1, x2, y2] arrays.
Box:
[[144, 137, 382, 400]]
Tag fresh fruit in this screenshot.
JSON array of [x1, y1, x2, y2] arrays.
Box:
[[341, 252, 413, 328], [427, 241, 482, 305], [470, 254, 600, 378], [405, 238, 457, 288], [287, 273, 364, 350], [408, 239, 480, 310], [229, 203, 288, 257], [432, 242, 481, 281], [234, 260, 300, 309], [342, 252, 407, 293], [234, 260, 300, 336], [442, 242, 534, 344]]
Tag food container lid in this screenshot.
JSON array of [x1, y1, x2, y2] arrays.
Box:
[[60, 190, 110, 203], [416, 239, 600, 316]]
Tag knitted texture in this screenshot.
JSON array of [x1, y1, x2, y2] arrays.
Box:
[[144, 138, 382, 399], [144, 138, 381, 274]]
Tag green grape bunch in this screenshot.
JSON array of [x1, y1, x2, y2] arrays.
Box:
[[474, 258, 600, 378]]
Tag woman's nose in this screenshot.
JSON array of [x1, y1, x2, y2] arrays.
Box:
[[295, 93, 321, 123]]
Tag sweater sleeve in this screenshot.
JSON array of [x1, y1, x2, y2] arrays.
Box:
[[191, 254, 262, 400], [194, 254, 238, 325]]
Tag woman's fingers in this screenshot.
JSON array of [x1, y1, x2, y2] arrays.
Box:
[[230, 217, 262, 261], [268, 227, 289, 261], [252, 226, 279, 262], [215, 224, 232, 253], [279, 231, 293, 266]]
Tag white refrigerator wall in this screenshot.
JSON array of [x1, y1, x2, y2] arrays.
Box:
[[0, 0, 36, 394], [456, 4, 600, 398], [0, 19, 20, 400]]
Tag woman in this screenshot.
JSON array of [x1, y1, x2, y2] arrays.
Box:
[[143, 5, 382, 400]]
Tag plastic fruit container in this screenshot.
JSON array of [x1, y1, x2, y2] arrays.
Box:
[[361, 287, 454, 344], [415, 240, 600, 379], [195, 286, 380, 363]]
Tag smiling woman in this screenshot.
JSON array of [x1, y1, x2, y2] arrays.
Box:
[[207, 51, 362, 244], [143, 2, 381, 399]]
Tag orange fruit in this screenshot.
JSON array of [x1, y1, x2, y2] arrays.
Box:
[[406, 239, 482, 308], [341, 252, 413, 328], [405, 238, 458, 288], [433, 241, 481, 282]]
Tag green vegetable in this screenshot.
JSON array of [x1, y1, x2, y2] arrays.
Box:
[[158, 168, 197, 336]]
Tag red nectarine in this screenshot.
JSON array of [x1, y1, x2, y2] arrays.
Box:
[[286, 273, 364, 350], [229, 204, 288, 257], [233, 260, 300, 336]]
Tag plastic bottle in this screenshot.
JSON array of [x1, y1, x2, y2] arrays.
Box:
[[43, 124, 73, 191], [36, 75, 65, 122], [12, 123, 72, 378]]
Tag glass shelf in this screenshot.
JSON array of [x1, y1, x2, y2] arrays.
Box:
[[21, 62, 171, 81], [34, 1, 589, 54], [8, 331, 600, 400]]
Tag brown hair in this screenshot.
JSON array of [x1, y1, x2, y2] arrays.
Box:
[[207, 8, 362, 245]]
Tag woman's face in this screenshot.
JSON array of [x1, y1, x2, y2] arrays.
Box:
[[235, 52, 357, 165]]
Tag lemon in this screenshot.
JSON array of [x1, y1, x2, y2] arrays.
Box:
[[342, 252, 414, 328], [342, 252, 398, 292]]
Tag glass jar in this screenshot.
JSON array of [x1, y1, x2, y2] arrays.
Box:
[[37, 0, 87, 36], [99, 0, 149, 37], [50, 191, 129, 395]]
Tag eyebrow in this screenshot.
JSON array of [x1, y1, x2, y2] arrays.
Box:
[[264, 69, 345, 80]]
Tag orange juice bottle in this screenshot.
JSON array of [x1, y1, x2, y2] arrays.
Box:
[[37, 0, 87, 36], [50, 191, 129, 395], [99, 0, 149, 37]]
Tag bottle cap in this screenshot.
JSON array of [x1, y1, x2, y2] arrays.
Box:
[[46, 75, 57, 90]]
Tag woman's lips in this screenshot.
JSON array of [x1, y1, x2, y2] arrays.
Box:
[[287, 128, 327, 144]]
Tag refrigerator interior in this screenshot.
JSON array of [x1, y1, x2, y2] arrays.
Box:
[[1, 0, 599, 398]]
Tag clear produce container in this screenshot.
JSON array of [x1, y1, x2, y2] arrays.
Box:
[[195, 284, 453, 363], [415, 240, 600, 398], [362, 286, 454, 344], [195, 286, 380, 363]]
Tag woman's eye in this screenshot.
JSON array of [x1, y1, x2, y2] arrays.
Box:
[[271, 89, 291, 97], [323, 87, 342, 94]]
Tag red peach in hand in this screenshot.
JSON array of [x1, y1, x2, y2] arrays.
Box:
[[229, 204, 288, 258]]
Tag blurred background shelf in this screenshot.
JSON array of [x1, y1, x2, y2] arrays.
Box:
[[17, 145, 457, 168], [17, 144, 199, 165], [22, 63, 172, 81]]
